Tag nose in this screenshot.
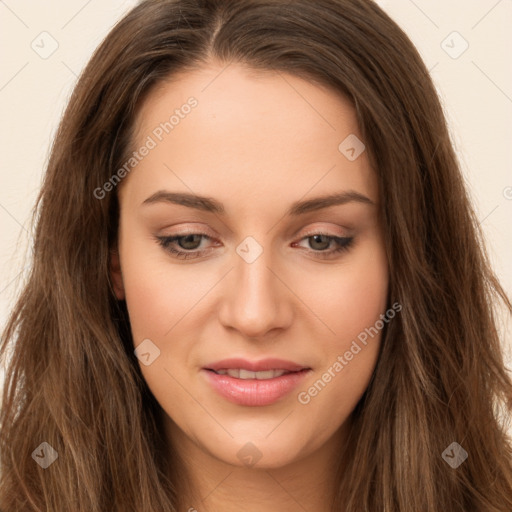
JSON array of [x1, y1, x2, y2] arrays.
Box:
[[218, 245, 293, 339]]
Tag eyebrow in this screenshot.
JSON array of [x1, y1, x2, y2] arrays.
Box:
[[141, 190, 375, 215]]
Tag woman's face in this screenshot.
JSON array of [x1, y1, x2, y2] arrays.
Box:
[[111, 62, 389, 469]]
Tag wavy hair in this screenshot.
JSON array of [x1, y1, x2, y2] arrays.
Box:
[[1, 0, 511, 510]]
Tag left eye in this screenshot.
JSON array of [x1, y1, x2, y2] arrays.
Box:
[[155, 232, 354, 260]]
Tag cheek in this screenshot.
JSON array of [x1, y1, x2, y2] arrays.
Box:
[[119, 245, 201, 416], [294, 241, 388, 411], [118, 233, 201, 343], [299, 240, 389, 343], [122, 268, 176, 344]]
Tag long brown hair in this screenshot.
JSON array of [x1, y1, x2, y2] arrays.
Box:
[[1, 0, 511, 510]]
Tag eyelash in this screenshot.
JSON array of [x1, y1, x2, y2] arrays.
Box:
[[155, 231, 354, 260]]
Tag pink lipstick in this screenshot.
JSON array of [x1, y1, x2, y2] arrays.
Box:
[[202, 358, 311, 406]]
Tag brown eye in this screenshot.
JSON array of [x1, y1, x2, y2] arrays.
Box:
[[307, 234, 331, 251], [293, 233, 354, 259], [155, 233, 215, 260], [176, 234, 203, 250]]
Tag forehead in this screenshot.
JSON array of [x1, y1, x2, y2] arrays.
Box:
[[121, 62, 377, 211]]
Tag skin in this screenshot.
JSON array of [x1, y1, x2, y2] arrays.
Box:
[[110, 61, 389, 512]]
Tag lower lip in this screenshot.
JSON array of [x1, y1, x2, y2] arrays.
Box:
[[202, 369, 311, 406]]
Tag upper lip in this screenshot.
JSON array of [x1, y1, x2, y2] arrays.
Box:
[[205, 358, 310, 372]]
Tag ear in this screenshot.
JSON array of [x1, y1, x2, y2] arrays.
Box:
[[109, 247, 125, 300]]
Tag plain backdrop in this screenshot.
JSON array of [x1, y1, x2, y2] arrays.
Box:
[[1, 1, 511, 425]]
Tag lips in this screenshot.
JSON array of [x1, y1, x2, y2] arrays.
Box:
[[210, 368, 291, 379], [202, 358, 311, 406]]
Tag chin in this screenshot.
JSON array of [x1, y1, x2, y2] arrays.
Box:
[[202, 434, 311, 470]]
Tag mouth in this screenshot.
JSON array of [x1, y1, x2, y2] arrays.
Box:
[[205, 368, 307, 380], [202, 359, 311, 406]]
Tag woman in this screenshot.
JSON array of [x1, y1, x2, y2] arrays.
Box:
[[1, 0, 511, 510]]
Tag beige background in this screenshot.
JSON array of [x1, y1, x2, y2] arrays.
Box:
[[1, 0, 511, 424]]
